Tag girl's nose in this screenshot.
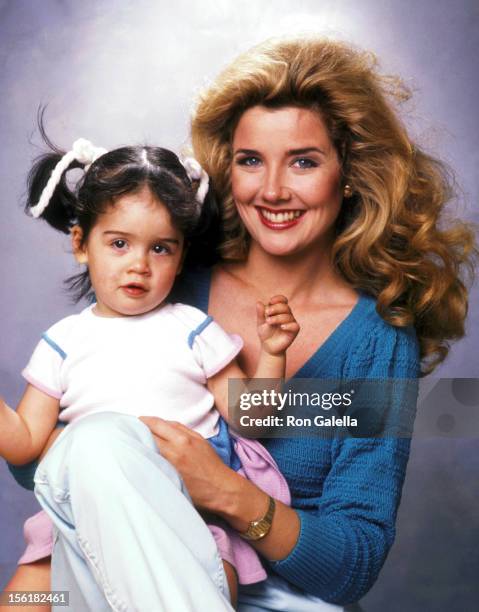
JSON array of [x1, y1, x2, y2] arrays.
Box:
[[261, 166, 291, 204], [129, 253, 150, 274]]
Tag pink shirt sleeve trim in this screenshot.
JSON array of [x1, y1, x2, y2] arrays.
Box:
[[203, 334, 244, 378], [22, 369, 62, 400]]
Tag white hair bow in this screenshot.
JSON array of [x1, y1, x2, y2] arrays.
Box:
[[30, 138, 107, 218], [181, 157, 209, 205]]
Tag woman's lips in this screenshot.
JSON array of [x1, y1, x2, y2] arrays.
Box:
[[121, 284, 147, 297], [256, 206, 305, 230]]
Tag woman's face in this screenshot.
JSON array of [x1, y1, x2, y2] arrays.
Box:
[[231, 105, 343, 258]]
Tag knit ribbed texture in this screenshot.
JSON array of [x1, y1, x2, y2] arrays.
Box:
[[176, 267, 420, 605]]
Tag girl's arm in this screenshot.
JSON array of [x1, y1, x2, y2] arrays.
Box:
[[207, 295, 299, 422], [0, 385, 59, 464]]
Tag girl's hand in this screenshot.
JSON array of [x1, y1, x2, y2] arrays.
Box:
[[138, 416, 234, 513], [257, 295, 300, 356]]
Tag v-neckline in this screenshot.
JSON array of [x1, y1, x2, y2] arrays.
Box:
[[202, 266, 370, 379], [291, 292, 367, 378]]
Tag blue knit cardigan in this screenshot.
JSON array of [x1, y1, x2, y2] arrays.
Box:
[[174, 267, 420, 605]]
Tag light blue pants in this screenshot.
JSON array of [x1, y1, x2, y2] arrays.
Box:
[[34, 412, 344, 611]]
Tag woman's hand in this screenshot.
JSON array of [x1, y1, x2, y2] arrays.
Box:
[[138, 416, 235, 513], [139, 415, 300, 561]]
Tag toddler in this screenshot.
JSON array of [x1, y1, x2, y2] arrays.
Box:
[[0, 138, 299, 608]]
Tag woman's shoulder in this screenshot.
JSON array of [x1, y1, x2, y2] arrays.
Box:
[[345, 293, 420, 378]]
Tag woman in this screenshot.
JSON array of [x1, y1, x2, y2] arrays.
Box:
[[4, 37, 475, 611]]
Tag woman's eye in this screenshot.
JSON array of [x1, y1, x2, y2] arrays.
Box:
[[152, 244, 170, 255], [112, 239, 127, 250], [293, 158, 318, 169], [237, 156, 261, 167]]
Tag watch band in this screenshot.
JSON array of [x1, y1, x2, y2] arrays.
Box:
[[239, 496, 276, 541]]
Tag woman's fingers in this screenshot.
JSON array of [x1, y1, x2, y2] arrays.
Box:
[[139, 416, 234, 512], [139, 417, 207, 472], [139, 416, 202, 441]]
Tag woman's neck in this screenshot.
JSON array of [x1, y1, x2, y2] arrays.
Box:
[[223, 241, 354, 307]]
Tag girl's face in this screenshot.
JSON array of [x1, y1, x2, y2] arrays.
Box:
[[72, 187, 184, 318], [231, 105, 343, 258]]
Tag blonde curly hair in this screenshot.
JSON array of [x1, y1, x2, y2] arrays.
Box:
[[191, 37, 477, 374]]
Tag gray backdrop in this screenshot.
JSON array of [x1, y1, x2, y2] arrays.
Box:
[[1, 1, 478, 610]]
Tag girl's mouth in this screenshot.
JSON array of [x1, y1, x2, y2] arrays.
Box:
[[121, 284, 147, 297], [256, 206, 305, 230]]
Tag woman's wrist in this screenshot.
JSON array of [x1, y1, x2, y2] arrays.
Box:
[[212, 468, 271, 532], [214, 469, 301, 561]]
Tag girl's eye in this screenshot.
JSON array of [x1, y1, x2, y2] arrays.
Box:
[[152, 244, 170, 255], [112, 239, 127, 250], [293, 158, 318, 169], [236, 156, 261, 167]]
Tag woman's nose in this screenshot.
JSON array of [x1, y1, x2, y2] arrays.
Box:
[[261, 166, 291, 204]]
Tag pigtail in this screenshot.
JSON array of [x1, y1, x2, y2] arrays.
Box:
[[186, 178, 221, 267], [25, 151, 81, 233], [25, 110, 107, 233]]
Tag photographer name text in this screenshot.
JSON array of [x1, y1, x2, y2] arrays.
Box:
[[239, 414, 358, 428]]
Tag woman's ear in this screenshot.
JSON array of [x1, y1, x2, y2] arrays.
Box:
[[71, 226, 88, 264]]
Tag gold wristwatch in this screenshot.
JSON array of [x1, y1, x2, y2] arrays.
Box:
[[239, 496, 276, 541]]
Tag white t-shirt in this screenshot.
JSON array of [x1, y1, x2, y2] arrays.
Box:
[[22, 303, 243, 439]]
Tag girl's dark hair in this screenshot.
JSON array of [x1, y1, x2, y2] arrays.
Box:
[[26, 135, 220, 301]]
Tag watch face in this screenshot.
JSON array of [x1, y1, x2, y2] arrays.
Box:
[[251, 523, 267, 537], [241, 497, 276, 540]]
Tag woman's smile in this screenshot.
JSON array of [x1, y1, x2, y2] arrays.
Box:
[[256, 206, 306, 229], [231, 105, 343, 258]]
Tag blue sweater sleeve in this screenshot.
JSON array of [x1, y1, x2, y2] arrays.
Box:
[[269, 322, 420, 604], [8, 459, 38, 491]]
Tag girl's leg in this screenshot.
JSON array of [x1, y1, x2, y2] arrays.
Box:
[[34, 412, 233, 612], [0, 559, 51, 612], [223, 561, 238, 609]]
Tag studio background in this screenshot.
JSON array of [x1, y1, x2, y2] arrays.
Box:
[[0, 1, 478, 610]]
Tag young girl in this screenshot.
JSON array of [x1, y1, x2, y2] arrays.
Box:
[[0, 138, 299, 608]]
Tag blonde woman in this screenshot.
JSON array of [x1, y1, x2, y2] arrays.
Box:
[[5, 37, 475, 611]]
